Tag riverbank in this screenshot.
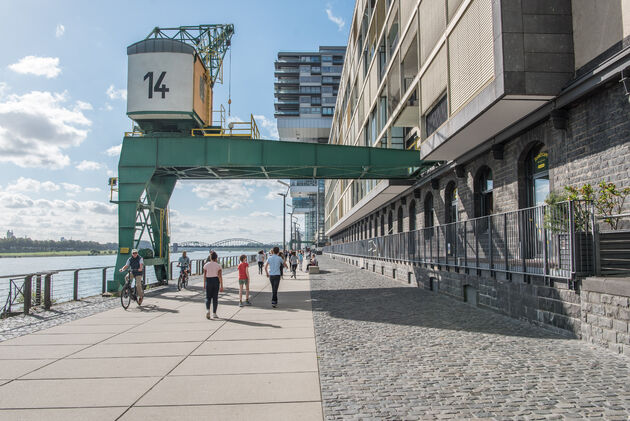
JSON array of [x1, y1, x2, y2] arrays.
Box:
[[0, 250, 117, 258]]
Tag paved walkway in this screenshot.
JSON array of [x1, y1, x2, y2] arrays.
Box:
[[312, 256, 630, 420], [0, 265, 322, 420]]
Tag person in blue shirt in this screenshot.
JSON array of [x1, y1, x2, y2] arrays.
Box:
[[264, 246, 287, 308]]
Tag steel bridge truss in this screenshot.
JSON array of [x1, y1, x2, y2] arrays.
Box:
[[111, 134, 435, 291]]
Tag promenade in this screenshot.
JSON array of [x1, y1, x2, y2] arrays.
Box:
[[0, 265, 322, 420], [1, 256, 630, 420]]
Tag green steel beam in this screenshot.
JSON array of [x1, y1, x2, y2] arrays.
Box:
[[119, 135, 434, 179], [112, 135, 436, 291]]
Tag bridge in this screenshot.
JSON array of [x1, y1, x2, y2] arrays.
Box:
[[172, 238, 282, 251]]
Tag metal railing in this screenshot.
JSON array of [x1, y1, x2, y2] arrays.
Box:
[[324, 201, 595, 285], [191, 114, 260, 139], [1, 254, 257, 316]]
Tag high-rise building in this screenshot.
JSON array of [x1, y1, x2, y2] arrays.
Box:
[[274, 46, 346, 247], [324, 0, 630, 336]]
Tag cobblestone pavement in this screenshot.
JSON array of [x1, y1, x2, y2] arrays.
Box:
[[311, 256, 630, 420]]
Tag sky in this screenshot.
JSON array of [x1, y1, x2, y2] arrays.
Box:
[[0, 0, 354, 244]]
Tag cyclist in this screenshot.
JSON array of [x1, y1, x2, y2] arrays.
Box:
[[119, 249, 144, 305], [178, 251, 191, 282]]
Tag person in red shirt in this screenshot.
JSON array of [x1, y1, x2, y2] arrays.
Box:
[[237, 254, 251, 307]]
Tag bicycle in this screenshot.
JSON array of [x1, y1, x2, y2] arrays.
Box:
[[120, 270, 142, 309], [177, 265, 189, 291]]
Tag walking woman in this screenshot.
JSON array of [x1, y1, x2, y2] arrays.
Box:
[[203, 251, 224, 319]]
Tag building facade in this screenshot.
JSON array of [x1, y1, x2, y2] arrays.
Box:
[[275, 46, 346, 247], [324, 0, 630, 342]]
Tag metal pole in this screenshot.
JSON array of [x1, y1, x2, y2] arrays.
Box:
[[73, 270, 79, 301], [283, 193, 286, 252], [316, 181, 320, 247]]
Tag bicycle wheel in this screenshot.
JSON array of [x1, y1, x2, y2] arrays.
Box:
[[121, 285, 132, 309], [177, 274, 183, 291]]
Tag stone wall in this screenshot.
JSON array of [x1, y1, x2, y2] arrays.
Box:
[[581, 277, 630, 356]]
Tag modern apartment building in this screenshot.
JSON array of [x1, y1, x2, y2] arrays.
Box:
[[274, 46, 346, 247], [325, 0, 630, 339]]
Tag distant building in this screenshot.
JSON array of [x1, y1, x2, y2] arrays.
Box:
[[274, 46, 346, 247], [6, 230, 14, 239], [60, 237, 66, 242]]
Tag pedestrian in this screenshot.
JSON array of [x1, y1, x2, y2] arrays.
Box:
[[203, 251, 223, 319], [290, 251, 298, 278], [256, 250, 265, 275], [298, 250, 304, 271], [264, 246, 287, 308], [278, 251, 285, 279], [238, 254, 252, 307]]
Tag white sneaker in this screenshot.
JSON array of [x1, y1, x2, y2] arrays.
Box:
[[212, 313, 219, 319], [206, 311, 211, 320]]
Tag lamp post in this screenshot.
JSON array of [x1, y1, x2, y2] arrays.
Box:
[[277, 180, 290, 252]]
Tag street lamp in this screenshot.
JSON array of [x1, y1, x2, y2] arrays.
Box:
[[277, 180, 290, 252]]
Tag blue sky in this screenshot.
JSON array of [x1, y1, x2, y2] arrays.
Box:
[[0, 0, 353, 243]]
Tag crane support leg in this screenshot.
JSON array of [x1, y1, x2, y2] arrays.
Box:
[[111, 165, 176, 291]]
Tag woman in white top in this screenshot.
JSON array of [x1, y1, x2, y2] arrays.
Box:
[[203, 252, 223, 319]]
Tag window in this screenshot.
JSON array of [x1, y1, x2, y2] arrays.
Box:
[[311, 97, 322, 105], [445, 183, 458, 223], [424, 192, 434, 228], [526, 144, 549, 207], [388, 211, 393, 235], [425, 95, 448, 137], [397, 206, 404, 233], [476, 167, 493, 218], [300, 86, 321, 94], [409, 200, 416, 231], [369, 107, 377, 145], [378, 94, 388, 133], [380, 214, 385, 236], [322, 107, 334, 116], [322, 85, 333, 94], [391, 127, 404, 150]]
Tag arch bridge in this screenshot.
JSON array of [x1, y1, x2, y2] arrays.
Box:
[[174, 238, 281, 251]]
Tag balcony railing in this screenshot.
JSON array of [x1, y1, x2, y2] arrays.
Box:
[[324, 201, 595, 286]]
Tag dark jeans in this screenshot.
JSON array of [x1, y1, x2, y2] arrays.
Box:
[[258, 262, 264, 274], [269, 275, 281, 304], [291, 264, 297, 277], [205, 277, 220, 312]]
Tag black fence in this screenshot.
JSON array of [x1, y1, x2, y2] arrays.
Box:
[[325, 201, 595, 281]]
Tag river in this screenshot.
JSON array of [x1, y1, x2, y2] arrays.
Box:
[[0, 249, 257, 311]]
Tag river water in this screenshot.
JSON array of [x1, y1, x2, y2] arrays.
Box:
[[0, 249, 256, 311]]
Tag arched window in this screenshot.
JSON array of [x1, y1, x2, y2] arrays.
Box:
[[475, 166, 493, 218], [424, 192, 434, 228], [409, 200, 416, 231], [445, 182, 458, 224], [397, 206, 404, 233], [380, 214, 385, 236], [373, 217, 377, 237], [525, 143, 549, 207], [388, 211, 393, 235]]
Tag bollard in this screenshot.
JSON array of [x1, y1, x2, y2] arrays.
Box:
[[44, 274, 52, 310], [73, 270, 80, 301], [102, 268, 108, 294], [23, 275, 32, 315]]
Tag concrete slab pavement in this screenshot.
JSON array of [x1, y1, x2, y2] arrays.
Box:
[[0, 263, 323, 420]]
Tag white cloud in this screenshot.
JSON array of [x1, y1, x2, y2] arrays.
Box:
[[325, 5, 345, 31], [253, 115, 279, 139], [0, 82, 7, 98], [0, 90, 91, 169], [106, 85, 127, 101], [250, 211, 274, 218], [105, 143, 122, 157], [76, 160, 103, 171], [61, 182, 82, 195], [0, 191, 118, 242], [191, 180, 259, 211], [8, 56, 61, 78], [84, 187, 101, 193], [5, 177, 60, 193], [55, 24, 65, 38]]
